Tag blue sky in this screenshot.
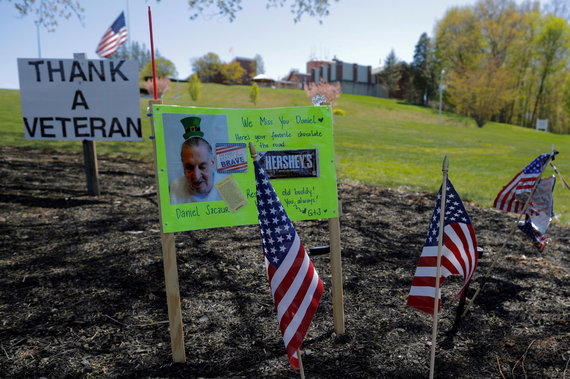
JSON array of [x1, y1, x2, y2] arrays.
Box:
[[1, 0, 544, 89]]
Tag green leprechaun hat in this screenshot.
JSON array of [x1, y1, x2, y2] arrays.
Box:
[[180, 116, 204, 140]]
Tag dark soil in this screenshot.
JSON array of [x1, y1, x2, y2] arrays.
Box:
[[1, 145, 569, 378]]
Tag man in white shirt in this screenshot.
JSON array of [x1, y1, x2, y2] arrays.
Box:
[[170, 117, 223, 204]]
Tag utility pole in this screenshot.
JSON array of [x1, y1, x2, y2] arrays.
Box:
[[35, 20, 41, 58], [438, 69, 445, 124]]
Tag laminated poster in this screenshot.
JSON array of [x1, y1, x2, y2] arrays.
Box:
[[152, 105, 338, 232]]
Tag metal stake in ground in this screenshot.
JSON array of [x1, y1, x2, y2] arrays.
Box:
[[429, 155, 449, 379]]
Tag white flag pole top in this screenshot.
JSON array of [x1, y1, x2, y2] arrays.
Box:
[[429, 155, 449, 379]]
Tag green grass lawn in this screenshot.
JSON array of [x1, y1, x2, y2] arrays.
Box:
[[2, 83, 569, 223]]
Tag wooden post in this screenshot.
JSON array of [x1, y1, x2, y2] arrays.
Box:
[[429, 155, 449, 379], [148, 99, 186, 363], [298, 348, 305, 379], [82, 139, 100, 196], [73, 53, 100, 196], [328, 216, 345, 335]]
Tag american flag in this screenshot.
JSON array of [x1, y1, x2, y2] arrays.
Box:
[[518, 217, 548, 254], [407, 179, 478, 315], [253, 160, 323, 370], [493, 154, 551, 214], [95, 12, 128, 58]]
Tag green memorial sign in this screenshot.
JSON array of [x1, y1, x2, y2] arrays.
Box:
[[152, 105, 338, 233]]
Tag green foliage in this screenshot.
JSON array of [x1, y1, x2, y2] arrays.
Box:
[[333, 108, 345, 116], [188, 74, 202, 101], [379, 49, 402, 98], [10, 0, 84, 31], [249, 82, 259, 105], [410, 33, 438, 106], [185, 0, 339, 23], [140, 57, 176, 80], [221, 61, 246, 84], [192, 52, 223, 83], [434, 0, 570, 132]]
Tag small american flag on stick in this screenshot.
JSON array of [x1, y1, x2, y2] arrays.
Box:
[[493, 153, 551, 214], [253, 156, 323, 370], [95, 12, 128, 58], [407, 178, 478, 315]]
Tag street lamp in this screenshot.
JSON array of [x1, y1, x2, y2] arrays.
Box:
[[438, 69, 445, 124]]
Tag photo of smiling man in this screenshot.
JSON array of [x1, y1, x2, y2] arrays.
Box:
[[166, 115, 227, 205]]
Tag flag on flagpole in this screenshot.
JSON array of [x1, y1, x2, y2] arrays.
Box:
[[253, 160, 323, 370], [95, 12, 128, 58], [493, 153, 551, 214], [407, 179, 478, 315]]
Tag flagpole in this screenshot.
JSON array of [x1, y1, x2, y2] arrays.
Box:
[[298, 349, 305, 379], [550, 163, 569, 189], [429, 155, 449, 379], [148, 6, 158, 100], [462, 153, 554, 317]]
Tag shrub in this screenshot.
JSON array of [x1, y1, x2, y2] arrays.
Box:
[[304, 79, 341, 106], [188, 73, 201, 101], [143, 77, 170, 98], [250, 82, 259, 106]]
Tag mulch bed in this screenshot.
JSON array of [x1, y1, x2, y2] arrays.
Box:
[[1, 145, 568, 378]]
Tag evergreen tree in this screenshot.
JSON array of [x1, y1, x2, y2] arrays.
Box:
[[379, 49, 402, 98]]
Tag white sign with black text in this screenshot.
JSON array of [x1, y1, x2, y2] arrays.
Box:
[[18, 58, 142, 141]]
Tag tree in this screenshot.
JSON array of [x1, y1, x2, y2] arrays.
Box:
[[8, 0, 340, 31], [410, 33, 438, 106], [303, 79, 341, 106], [250, 82, 259, 106], [529, 15, 570, 128], [220, 61, 246, 84], [379, 49, 402, 98], [192, 52, 223, 83], [140, 57, 176, 80], [143, 77, 171, 98], [188, 73, 201, 101], [253, 54, 265, 75], [447, 57, 513, 127], [183, 0, 340, 23], [115, 41, 152, 71], [8, 0, 84, 31]]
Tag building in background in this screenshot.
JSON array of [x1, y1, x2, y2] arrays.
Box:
[[312, 59, 387, 98], [232, 57, 255, 84]]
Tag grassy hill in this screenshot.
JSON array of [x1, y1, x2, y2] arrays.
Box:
[[1, 83, 569, 223]]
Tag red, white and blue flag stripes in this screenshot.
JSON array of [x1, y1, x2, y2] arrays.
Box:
[[493, 153, 551, 214], [407, 179, 478, 316], [253, 160, 323, 370], [95, 12, 128, 58]]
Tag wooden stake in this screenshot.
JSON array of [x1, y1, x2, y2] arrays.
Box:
[[429, 155, 449, 379], [82, 139, 100, 196], [298, 348, 305, 379], [328, 216, 345, 335], [461, 153, 554, 317], [148, 99, 186, 362], [73, 53, 100, 196]]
